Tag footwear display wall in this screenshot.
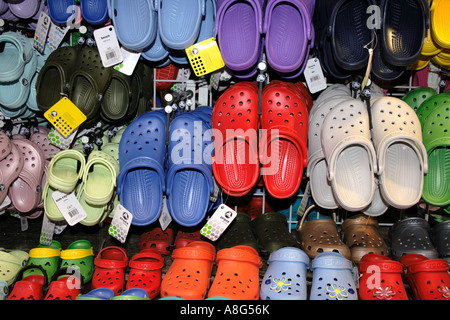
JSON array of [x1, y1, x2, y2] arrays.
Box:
[[0, 0, 450, 303]]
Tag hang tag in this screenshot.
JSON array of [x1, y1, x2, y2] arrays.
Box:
[[304, 57, 327, 94], [209, 177, 220, 203], [93, 25, 123, 68], [33, 11, 51, 54], [44, 97, 86, 137], [52, 191, 87, 226], [114, 47, 141, 76], [0, 195, 11, 211], [40, 214, 56, 246], [46, 22, 70, 52], [200, 204, 237, 241], [159, 196, 172, 231], [185, 37, 225, 77], [47, 127, 78, 150], [297, 181, 311, 218], [108, 204, 133, 243]]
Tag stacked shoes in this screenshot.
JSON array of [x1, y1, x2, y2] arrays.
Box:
[[0, 126, 61, 218], [117, 107, 220, 227], [215, 0, 315, 78], [107, 0, 216, 67], [307, 84, 428, 215], [0, 32, 38, 118]]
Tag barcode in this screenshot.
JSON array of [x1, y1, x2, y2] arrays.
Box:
[[106, 50, 116, 60], [67, 208, 79, 218], [310, 75, 321, 82]]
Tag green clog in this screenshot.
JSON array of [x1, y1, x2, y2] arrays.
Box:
[[422, 102, 450, 207], [0, 250, 29, 286], [251, 212, 301, 255], [24, 240, 62, 280], [60, 240, 95, 283], [402, 87, 437, 112], [416, 93, 450, 127]]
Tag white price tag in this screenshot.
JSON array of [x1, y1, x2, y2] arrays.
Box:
[[159, 196, 172, 231], [108, 204, 133, 243], [114, 47, 141, 76], [52, 191, 87, 226], [200, 204, 237, 241], [33, 11, 51, 54], [304, 57, 327, 94], [93, 26, 123, 68]]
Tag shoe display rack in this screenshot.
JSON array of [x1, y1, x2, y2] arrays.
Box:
[[0, 0, 450, 304]]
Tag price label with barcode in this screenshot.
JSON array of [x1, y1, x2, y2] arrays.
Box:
[[304, 57, 327, 94], [52, 191, 87, 226], [93, 25, 123, 68]]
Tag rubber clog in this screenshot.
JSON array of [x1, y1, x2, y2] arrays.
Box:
[[8, 139, 45, 214], [310, 252, 358, 300], [297, 204, 351, 260], [154, 63, 178, 91], [8, 0, 40, 19], [260, 81, 308, 199], [0, 32, 33, 83], [81, 150, 119, 207], [0, 131, 12, 162], [371, 39, 405, 82], [117, 110, 167, 226], [157, 0, 205, 50], [45, 149, 86, 194], [401, 253, 450, 300], [341, 214, 389, 263], [47, 0, 77, 24], [215, 211, 259, 252], [260, 247, 309, 300], [402, 87, 438, 113], [212, 82, 260, 197], [80, 0, 108, 25], [263, 0, 314, 76], [430, 0, 450, 49], [36, 45, 80, 113], [60, 240, 94, 284], [76, 287, 115, 300], [24, 240, 61, 281], [215, 0, 264, 77], [160, 241, 216, 300], [6, 265, 48, 300], [321, 98, 377, 211], [91, 246, 128, 295], [390, 217, 439, 261], [0, 250, 29, 286], [0, 48, 37, 110], [251, 212, 300, 254], [380, 0, 429, 67], [207, 245, 261, 300], [126, 249, 164, 299], [108, 0, 157, 51], [44, 267, 84, 300], [432, 220, 450, 265], [421, 101, 450, 207], [100, 69, 132, 123], [0, 143, 24, 206], [416, 93, 450, 127], [174, 229, 203, 249], [110, 288, 150, 300], [358, 253, 408, 300], [307, 95, 353, 210], [166, 110, 214, 227], [371, 97, 428, 209], [329, 0, 376, 71], [138, 227, 175, 255], [68, 46, 112, 122]]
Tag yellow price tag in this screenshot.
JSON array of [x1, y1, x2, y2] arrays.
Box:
[[185, 37, 225, 77], [44, 97, 87, 137]]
